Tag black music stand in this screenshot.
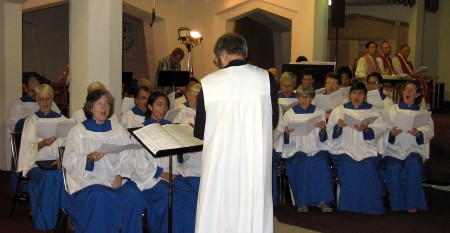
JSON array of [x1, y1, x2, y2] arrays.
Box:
[[127, 127, 202, 233], [157, 71, 190, 91]]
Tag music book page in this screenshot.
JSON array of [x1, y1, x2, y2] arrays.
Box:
[[413, 66, 429, 76], [98, 143, 143, 154], [393, 111, 431, 132], [131, 123, 203, 157], [367, 90, 385, 109], [36, 119, 76, 138], [278, 98, 298, 111], [341, 86, 351, 97], [343, 114, 378, 130], [286, 114, 322, 136], [315, 89, 343, 110], [122, 97, 135, 114]]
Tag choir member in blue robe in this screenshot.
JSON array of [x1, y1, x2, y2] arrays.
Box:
[[327, 81, 386, 215], [17, 84, 67, 230], [141, 90, 197, 233], [282, 85, 334, 213], [63, 89, 145, 233], [382, 80, 434, 213]]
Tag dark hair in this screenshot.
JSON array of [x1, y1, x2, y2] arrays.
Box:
[[214, 33, 248, 58], [402, 80, 424, 104], [302, 68, 314, 79], [337, 66, 353, 79], [325, 72, 341, 85], [133, 85, 151, 99], [171, 47, 185, 60], [366, 72, 384, 93], [296, 56, 308, 62], [83, 89, 115, 119], [350, 81, 368, 95], [366, 41, 377, 49], [147, 90, 170, 119]]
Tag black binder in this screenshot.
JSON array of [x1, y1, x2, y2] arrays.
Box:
[[157, 71, 190, 87]]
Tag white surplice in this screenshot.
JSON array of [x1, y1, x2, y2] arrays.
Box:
[[195, 64, 273, 233], [18, 114, 67, 176], [384, 105, 434, 161], [62, 122, 135, 194], [327, 104, 385, 161]]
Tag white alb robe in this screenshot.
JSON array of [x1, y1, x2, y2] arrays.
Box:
[[195, 64, 273, 233]]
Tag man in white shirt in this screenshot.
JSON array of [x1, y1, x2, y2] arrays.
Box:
[[376, 41, 396, 75], [392, 44, 413, 75], [355, 41, 380, 78]]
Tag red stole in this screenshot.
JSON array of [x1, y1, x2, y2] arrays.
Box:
[[394, 53, 412, 75], [377, 53, 395, 75], [364, 54, 380, 73]]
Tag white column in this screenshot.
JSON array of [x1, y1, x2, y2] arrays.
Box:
[[409, 0, 425, 68], [0, 0, 24, 170], [70, 0, 123, 121]]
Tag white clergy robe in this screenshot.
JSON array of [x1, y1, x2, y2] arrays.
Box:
[[195, 63, 273, 233]]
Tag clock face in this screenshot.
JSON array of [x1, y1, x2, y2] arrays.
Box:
[[123, 22, 133, 50]]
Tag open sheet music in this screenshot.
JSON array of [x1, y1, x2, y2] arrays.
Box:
[[278, 98, 298, 111], [36, 119, 76, 138], [129, 123, 203, 157], [286, 114, 322, 136], [168, 92, 187, 110], [314, 89, 343, 110], [393, 111, 432, 132], [98, 143, 143, 154], [367, 90, 384, 109], [343, 114, 378, 130], [413, 66, 429, 76]]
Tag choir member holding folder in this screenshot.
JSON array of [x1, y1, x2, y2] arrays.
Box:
[[382, 80, 434, 213], [327, 81, 386, 215], [140, 90, 197, 233], [63, 89, 145, 233], [17, 84, 67, 230], [282, 85, 334, 213]]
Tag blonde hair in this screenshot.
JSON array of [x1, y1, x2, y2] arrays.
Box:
[[87, 81, 106, 93], [35, 84, 54, 99], [186, 83, 201, 98]]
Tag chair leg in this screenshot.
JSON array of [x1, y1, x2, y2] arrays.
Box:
[[9, 179, 22, 217]]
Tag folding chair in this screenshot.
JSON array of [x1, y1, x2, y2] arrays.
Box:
[[9, 132, 28, 217]]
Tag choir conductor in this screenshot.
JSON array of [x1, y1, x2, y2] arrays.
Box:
[[194, 32, 279, 233]]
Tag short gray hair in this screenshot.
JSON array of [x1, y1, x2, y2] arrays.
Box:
[[214, 33, 248, 58], [35, 84, 54, 99], [279, 72, 297, 84]]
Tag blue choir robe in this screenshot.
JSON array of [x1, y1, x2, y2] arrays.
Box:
[[17, 111, 67, 230], [141, 117, 197, 233], [63, 119, 145, 233], [381, 102, 434, 211], [282, 104, 334, 207], [327, 102, 386, 214]]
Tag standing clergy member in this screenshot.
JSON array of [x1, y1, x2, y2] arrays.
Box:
[[194, 32, 279, 233]]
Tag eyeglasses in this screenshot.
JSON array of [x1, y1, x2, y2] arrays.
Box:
[[94, 101, 111, 107], [367, 81, 380, 85], [212, 56, 219, 68]]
